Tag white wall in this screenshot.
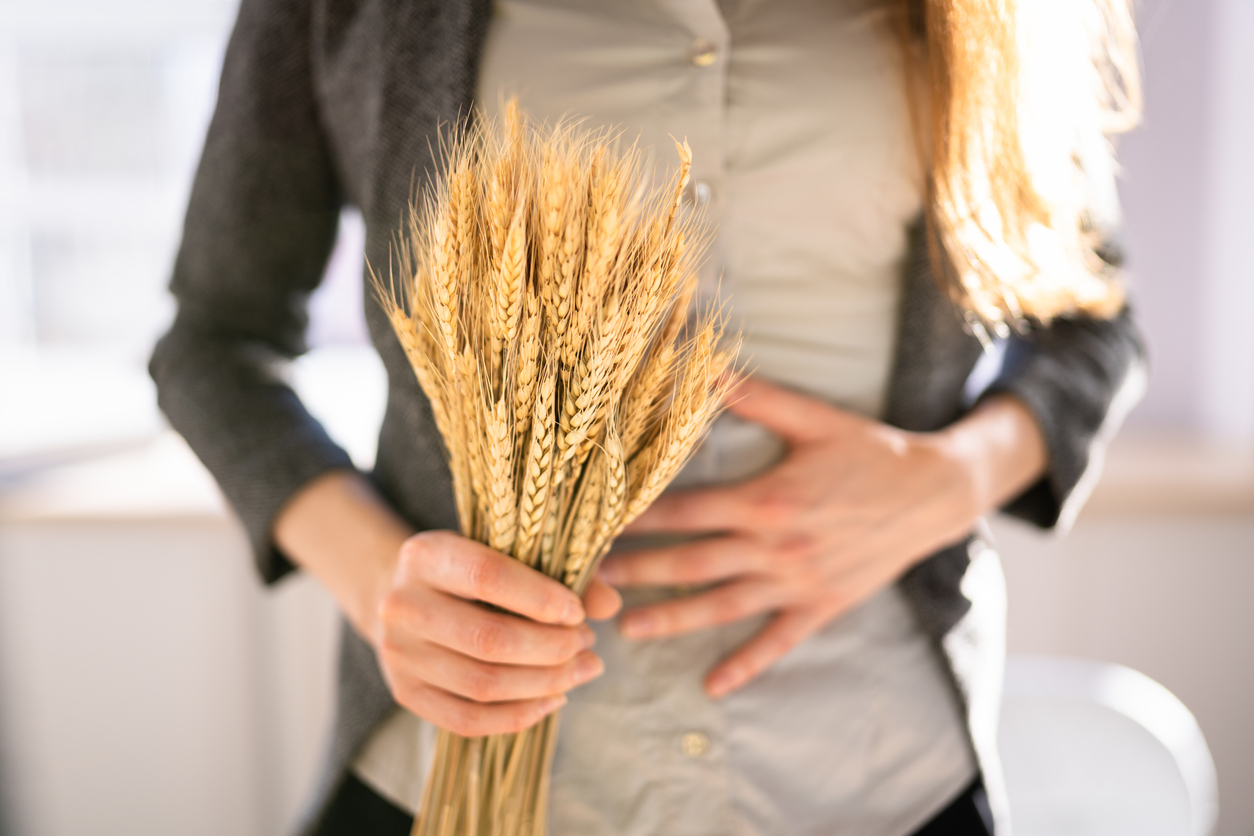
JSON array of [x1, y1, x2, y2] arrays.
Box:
[[995, 514, 1254, 836], [1120, 0, 1254, 443], [0, 511, 339, 836], [1197, 0, 1254, 443]]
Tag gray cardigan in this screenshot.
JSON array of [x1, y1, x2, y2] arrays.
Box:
[[149, 0, 1146, 831]]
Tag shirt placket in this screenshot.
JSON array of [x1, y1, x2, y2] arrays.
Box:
[[651, 8, 733, 834], [663, 0, 729, 303]]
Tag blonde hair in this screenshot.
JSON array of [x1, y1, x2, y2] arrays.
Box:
[[903, 0, 1141, 329]]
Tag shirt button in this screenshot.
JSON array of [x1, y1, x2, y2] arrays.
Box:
[[684, 179, 713, 207], [680, 731, 710, 758], [688, 38, 719, 68], [692, 180, 713, 206]]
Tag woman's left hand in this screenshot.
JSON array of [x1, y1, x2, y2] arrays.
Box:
[[597, 375, 1045, 698]]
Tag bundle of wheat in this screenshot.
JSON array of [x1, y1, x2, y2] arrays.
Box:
[[380, 101, 738, 836]]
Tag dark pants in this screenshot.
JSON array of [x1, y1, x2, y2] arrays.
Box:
[[313, 773, 995, 836]]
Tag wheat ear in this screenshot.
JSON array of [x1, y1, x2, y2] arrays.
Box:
[[514, 371, 556, 566], [491, 201, 527, 381]]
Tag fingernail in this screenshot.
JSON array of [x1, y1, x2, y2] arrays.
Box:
[[579, 624, 597, 648], [706, 667, 741, 698], [574, 654, 605, 684], [560, 599, 585, 626], [539, 694, 567, 715], [620, 612, 655, 639]]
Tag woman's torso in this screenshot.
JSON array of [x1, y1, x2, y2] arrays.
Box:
[[354, 1, 976, 833]]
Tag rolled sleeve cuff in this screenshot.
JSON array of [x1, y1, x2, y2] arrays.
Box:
[[982, 309, 1147, 532], [225, 426, 356, 584]]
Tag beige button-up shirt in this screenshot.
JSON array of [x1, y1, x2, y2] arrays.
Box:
[[353, 0, 979, 832]]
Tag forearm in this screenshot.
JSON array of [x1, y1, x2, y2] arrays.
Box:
[[273, 470, 414, 641], [939, 393, 1049, 516]]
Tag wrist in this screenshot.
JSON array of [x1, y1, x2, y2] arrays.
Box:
[[909, 426, 985, 524], [936, 394, 1049, 515], [273, 470, 415, 644], [352, 518, 412, 644]]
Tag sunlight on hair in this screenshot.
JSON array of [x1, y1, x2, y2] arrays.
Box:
[[911, 0, 1141, 327]]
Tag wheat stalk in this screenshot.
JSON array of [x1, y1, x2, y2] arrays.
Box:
[[382, 102, 738, 836]]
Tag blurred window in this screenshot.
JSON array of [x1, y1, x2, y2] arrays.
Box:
[[0, 0, 367, 366]]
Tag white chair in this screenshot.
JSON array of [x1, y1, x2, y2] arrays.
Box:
[[998, 654, 1218, 836]]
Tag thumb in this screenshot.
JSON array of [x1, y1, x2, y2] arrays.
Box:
[[582, 574, 623, 621], [724, 376, 849, 444]]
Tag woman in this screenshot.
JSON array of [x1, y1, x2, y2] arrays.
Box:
[[150, 0, 1145, 833]]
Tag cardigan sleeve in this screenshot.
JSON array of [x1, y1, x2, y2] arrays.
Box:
[[984, 305, 1147, 531], [149, 0, 354, 583]]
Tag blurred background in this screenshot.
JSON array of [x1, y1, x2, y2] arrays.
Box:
[[0, 0, 1249, 834]]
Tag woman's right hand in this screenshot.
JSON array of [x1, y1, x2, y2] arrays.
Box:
[[274, 472, 619, 737], [372, 530, 617, 737]]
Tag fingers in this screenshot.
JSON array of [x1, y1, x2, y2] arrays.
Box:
[[703, 606, 832, 698], [598, 536, 758, 587], [381, 584, 594, 667], [401, 531, 585, 625], [624, 470, 825, 537], [396, 640, 605, 704], [393, 680, 568, 737], [694, 552, 909, 698], [377, 582, 602, 735], [724, 376, 853, 445], [617, 578, 780, 640], [582, 575, 623, 620], [624, 485, 755, 535], [377, 531, 611, 737]]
